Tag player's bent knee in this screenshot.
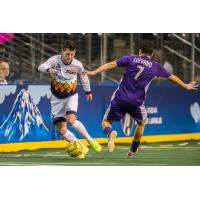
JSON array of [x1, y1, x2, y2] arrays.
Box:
[[58, 128, 67, 135], [67, 119, 76, 126], [138, 119, 147, 127], [66, 115, 77, 126], [102, 120, 106, 128], [67, 120, 76, 126], [102, 119, 112, 129]]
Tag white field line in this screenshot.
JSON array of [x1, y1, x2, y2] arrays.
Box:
[[178, 142, 189, 146], [0, 153, 102, 158], [140, 146, 154, 148], [0, 162, 168, 166], [159, 144, 174, 147], [45, 152, 63, 154], [0, 154, 69, 158]]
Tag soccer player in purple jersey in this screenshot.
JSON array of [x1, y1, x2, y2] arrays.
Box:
[[87, 40, 198, 157]]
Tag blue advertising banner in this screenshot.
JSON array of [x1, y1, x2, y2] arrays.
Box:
[[0, 84, 200, 144]]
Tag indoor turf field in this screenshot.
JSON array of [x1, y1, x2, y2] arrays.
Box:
[[0, 140, 200, 166]]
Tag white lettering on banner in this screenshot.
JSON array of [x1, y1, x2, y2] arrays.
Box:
[[147, 107, 158, 114], [146, 117, 163, 124], [145, 107, 162, 125]]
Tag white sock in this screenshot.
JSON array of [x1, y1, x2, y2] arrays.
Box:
[[72, 120, 93, 143], [62, 130, 78, 143]]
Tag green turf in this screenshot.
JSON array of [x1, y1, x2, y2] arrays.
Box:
[[0, 140, 200, 166]]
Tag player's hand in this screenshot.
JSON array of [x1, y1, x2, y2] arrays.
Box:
[[86, 70, 96, 76], [185, 81, 198, 90], [86, 93, 93, 101], [47, 68, 59, 74]]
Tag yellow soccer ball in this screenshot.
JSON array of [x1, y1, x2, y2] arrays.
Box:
[[66, 141, 83, 157]]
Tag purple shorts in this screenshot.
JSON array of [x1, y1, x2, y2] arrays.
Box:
[[104, 97, 147, 123]]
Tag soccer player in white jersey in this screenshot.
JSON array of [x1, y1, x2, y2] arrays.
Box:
[[37, 40, 102, 158]]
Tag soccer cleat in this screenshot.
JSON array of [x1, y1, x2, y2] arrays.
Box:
[[127, 149, 138, 158], [90, 140, 102, 152], [108, 131, 117, 152], [76, 153, 86, 159]]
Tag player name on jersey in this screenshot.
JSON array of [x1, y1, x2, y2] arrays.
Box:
[[133, 57, 153, 68]]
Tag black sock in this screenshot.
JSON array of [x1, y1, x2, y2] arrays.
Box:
[[130, 140, 140, 152]]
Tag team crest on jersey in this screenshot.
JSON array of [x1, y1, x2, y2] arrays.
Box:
[[51, 79, 77, 93], [65, 70, 77, 75]]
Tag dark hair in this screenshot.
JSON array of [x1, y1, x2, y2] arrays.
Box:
[[139, 40, 154, 55], [62, 40, 76, 51]]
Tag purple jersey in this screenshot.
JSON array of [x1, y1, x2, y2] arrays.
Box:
[[115, 55, 171, 106]]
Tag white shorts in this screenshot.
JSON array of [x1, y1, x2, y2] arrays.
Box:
[[51, 93, 78, 124]]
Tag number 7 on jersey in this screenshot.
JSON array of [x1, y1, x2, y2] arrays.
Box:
[[134, 65, 145, 80]]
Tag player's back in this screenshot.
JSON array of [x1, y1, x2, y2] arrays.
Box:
[[115, 55, 171, 106]]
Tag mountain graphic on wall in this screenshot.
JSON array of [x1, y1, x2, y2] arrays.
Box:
[[0, 89, 51, 143]]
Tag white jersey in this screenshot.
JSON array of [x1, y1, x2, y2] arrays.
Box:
[[38, 55, 91, 99], [0, 79, 8, 84]]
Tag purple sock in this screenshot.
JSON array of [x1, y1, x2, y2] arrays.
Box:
[[103, 127, 112, 136], [130, 140, 140, 152]]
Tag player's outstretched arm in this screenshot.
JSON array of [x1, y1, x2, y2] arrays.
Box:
[[168, 74, 198, 90], [87, 61, 118, 76]]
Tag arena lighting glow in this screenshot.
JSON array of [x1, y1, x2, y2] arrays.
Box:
[[182, 33, 186, 37]]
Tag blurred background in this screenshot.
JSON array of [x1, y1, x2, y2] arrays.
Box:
[[0, 33, 200, 84]]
